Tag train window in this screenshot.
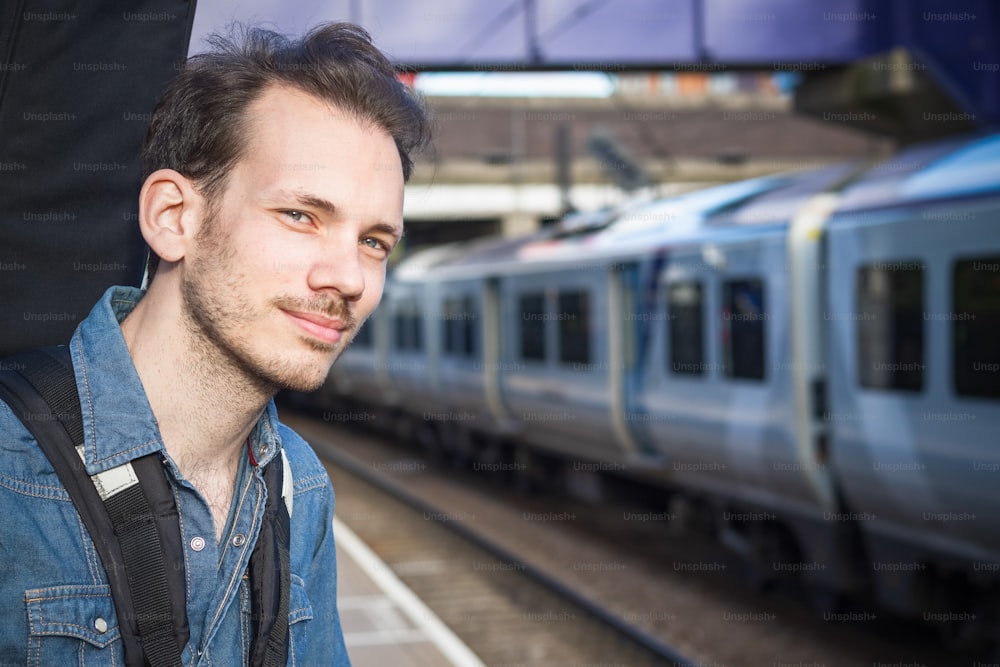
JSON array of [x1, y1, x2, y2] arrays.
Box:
[[462, 295, 477, 357], [412, 306, 424, 352], [856, 262, 924, 392], [558, 290, 590, 365], [442, 297, 459, 354], [394, 311, 407, 350], [394, 302, 424, 353], [442, 295, 477, 358], [953, 256, 1000, 399], [722, 279, 766, 381], [668, 281, 704, 375], [519, 293, 546, 361]]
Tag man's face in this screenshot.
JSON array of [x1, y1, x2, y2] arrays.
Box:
[[180, 84, 404, 393]]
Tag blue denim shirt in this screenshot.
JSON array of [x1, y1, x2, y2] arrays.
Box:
[[0, 286, 351, 666]]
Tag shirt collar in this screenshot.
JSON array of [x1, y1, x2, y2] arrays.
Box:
[[71, 285, 282, 473], [249, 401, 282, 468]]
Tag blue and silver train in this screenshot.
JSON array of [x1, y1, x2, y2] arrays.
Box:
[[316, 131, 1000, 642]]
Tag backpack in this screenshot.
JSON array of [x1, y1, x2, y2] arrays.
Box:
[[0, 346, 291, 667], [0, 0, 196, 358]]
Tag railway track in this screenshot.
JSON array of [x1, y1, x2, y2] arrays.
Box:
[[310, 427, 692, 665], [284, 409, 964, 667]]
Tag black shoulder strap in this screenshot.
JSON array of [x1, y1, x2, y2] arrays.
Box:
[[0, 346, 187, 667], [251, 458, 291, 667]]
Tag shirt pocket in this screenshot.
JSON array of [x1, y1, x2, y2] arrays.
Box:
[[288, 574, 315, 665], [25, 584, 121, 666]]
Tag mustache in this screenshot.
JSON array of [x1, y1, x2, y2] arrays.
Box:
[[272, 295, 358, 330]]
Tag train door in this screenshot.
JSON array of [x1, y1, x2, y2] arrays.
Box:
[[436, 279, 485, 418], [639, 246, 729, 492], [498, 265, 621, 462]]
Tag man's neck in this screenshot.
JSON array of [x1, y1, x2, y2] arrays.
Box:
[[119, 285, 271, 485]]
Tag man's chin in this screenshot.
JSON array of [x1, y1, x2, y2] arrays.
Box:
[[260, 366, 324, 394], [278, 354, 339, 393]]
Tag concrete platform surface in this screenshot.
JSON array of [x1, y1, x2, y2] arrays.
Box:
[[335, 517, 485, 667]]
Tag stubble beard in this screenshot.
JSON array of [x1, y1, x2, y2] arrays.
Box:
[[180, 205, 358, 395]]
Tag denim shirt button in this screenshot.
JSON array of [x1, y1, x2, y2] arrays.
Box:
[[232, 533, 246, 547], [190, 536, 206, 552], [95, 617, 108, 634]]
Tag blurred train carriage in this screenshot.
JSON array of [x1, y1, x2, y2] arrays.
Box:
[[313, 130, 1000, 646]]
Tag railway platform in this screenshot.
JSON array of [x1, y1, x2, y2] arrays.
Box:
[[334, 516, 485, 667]]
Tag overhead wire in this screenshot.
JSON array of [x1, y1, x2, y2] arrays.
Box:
[[453, 1, 522, 64]]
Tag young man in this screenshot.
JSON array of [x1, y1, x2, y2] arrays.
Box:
[[0, 22, 429, 664]]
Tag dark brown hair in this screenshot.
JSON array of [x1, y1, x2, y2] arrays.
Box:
[[142, 21, 430, 200]]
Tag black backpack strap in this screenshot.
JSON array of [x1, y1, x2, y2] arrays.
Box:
[[108, 454, 189, 667], [249, 455, 291, 667], [0, 346, 187, 667]]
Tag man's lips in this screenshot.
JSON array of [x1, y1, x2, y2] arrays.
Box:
[[283, 310, 345, 344]]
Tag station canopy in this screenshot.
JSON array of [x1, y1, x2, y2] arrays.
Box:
[[191, 0, 996, 70], [191, 0, 1000, 130]]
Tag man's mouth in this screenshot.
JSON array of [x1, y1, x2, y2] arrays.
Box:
[[283, 310, 345, 344]]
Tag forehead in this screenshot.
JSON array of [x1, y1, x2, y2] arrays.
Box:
[[243, 83, 399, 166], [234, 84, 404, 215]]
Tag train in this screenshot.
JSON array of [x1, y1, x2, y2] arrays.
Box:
[[303, 130, 1000, 647]]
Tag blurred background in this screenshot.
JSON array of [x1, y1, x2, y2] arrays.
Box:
[[2, 1, 999, 666]]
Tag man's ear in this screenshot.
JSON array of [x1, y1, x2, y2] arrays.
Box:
[[138, 169, 204, 264]]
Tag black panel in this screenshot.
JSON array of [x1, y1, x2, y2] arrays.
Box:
[[0, 0, 197, 355]]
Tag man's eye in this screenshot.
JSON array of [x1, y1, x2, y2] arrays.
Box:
[[284, 210, 310, 224], [362, 238, 389, 252]]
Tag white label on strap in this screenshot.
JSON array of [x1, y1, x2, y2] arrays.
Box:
[[75, 446, 140, 501]]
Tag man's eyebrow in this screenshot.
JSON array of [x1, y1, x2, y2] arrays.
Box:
[[276, 190, 338, 217], [367, 222, 404, 241]]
